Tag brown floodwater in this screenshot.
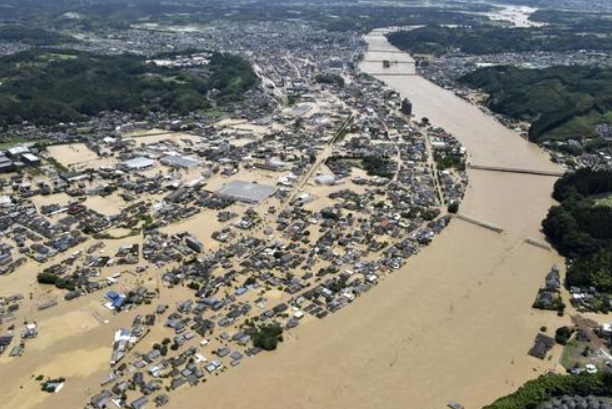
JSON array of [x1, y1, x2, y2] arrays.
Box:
[[160, 30, 566, 409], [2, 30, 568, 409]]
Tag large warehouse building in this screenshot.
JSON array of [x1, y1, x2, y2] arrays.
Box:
[[121, 157, 156, 171], [216, 180, 277, 204], [160, 155, 200, 169]]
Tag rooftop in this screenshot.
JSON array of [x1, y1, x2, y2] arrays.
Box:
[[216, 180, 277, 204], [160, 155, 200, 168], [122, 156, 156, 170]]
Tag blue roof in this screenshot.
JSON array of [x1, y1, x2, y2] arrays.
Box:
[[235, 287, 248, 296], [112, 295, 126, 308], [106, 291, 120, 300]]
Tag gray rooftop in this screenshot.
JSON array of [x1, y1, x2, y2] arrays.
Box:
[[160, 155, 200, 168], [122, 156, 156, 170], [216, 180, 276, 203]]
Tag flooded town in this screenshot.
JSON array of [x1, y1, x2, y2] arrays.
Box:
[[0, 2, 611, 409], [0, 19, 473, 409]]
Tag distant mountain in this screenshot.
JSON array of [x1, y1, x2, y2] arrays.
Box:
[[0, 26, 76, 46]]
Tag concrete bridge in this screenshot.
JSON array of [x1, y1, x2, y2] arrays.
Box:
[[361, 60, 415, 64], [468, 164, 564, 177], [366, 72, 417, 76], [454, 214, 504, 233], [366, 49, 411, 54]]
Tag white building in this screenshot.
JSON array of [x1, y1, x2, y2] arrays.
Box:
[[122, 157, 156, 171], [314, 175, 336, 185]]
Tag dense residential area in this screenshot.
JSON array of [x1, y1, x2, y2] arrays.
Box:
[[0, 1, 610, 409], [0, 12, 469, 409]]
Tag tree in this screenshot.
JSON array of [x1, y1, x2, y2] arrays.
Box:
[[314, 73, 345, 87], [252, 324, 283, 351], [554, 326, 573, 345], [187, 281, 200, 291], [483, 372, 612, 409], [447, 201, 459, 214], [37, 272, 57, 285], [0, 50, 257, 126], [541, 169, 612, 292]]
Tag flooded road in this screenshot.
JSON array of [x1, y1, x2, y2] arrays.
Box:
[[164, 31, 566, 409]]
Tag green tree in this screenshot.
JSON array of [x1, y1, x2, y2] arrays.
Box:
[[554, 326, 572, 345], [253, 324, 283, 351]]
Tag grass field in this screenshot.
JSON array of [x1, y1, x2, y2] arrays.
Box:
[[560, 339, 584, 369], [559, 338, 602, 370], [546, 110, 612, 141], [0, 137, 49, 151]]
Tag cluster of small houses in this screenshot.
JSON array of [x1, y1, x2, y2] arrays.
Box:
[[0, 21, 476, 409], [0, 294, 26, 350], [86, 250, 408, 409], [533, 265, 564, 311], [0, 200, 88, 267], [532, 264, 612, 314], [0, 6, 468, 284], [569, 287, 612, 313], [0, 309, 39, 359], [79, 179, 459, 407], [527, 266, 612, 374], [539, 396, 612, 409]]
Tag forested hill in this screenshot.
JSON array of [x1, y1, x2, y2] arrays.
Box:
[[542, 168, 612, 292], [0, 50, 257, 126], [0, 26, 76, 45], [458, 65, 612, 144], [386, 25, 612, 56]]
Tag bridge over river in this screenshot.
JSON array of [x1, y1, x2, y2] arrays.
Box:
[[468, 164, 565, 177]]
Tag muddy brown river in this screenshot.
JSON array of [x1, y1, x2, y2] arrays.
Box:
[[163, 31, 567, 409]]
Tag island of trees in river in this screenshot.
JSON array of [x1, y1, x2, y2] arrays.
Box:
[[0, 50, 257, 126]]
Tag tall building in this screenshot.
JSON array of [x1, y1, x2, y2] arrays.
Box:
[[401, 98, 413, 116]]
